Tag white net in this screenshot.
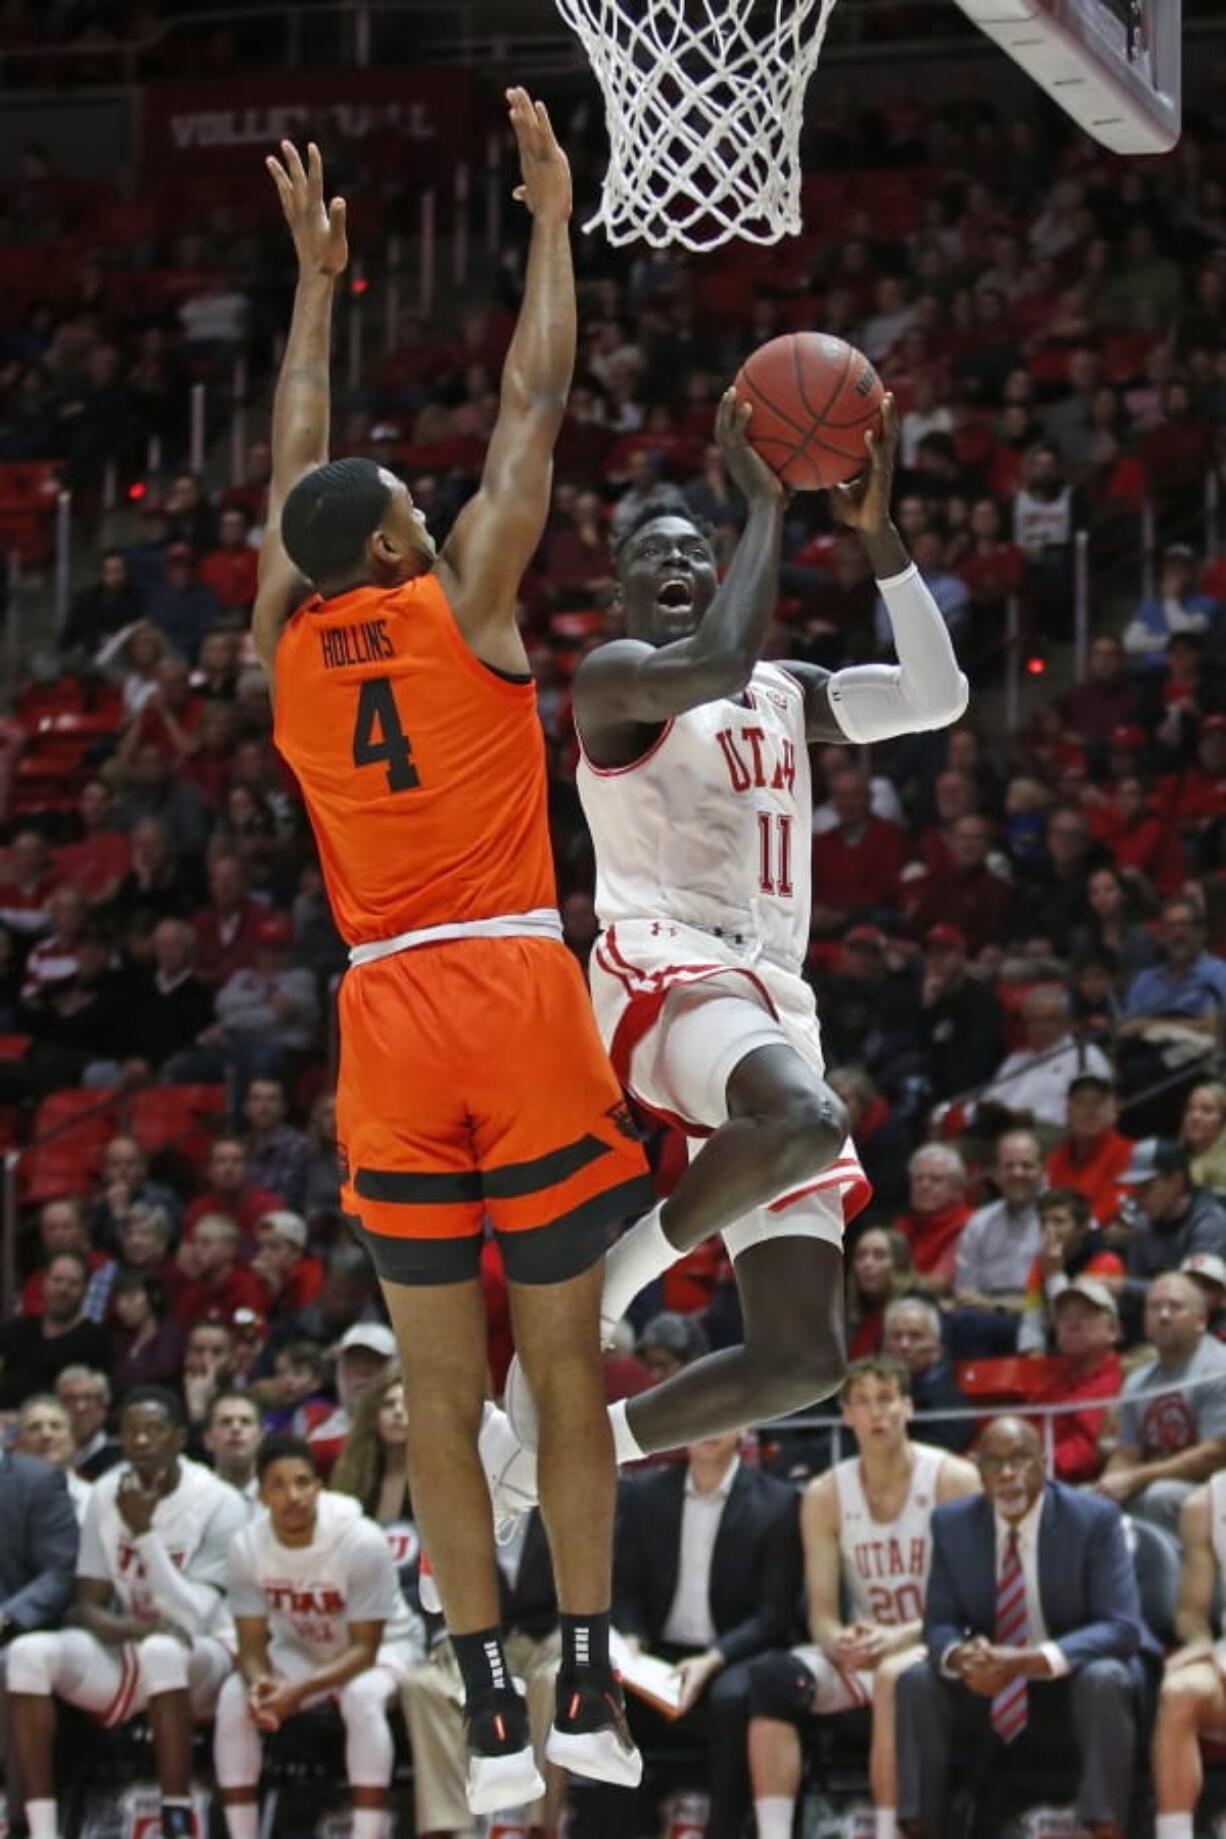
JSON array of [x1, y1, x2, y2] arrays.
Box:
[[554, 0, 841, 251]]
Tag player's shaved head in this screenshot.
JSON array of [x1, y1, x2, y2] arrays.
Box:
[[281, 457, 434, 593]]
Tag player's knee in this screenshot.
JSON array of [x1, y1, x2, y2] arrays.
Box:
[[339, 1669, 391, 1722], [747, 1651, 815, 1723], [6, 1632, 57, 1696], [775, 1087, 849, 1185], [137, 1631, 191, 1698], [751, 1330, 846, 1416], [1159, 1667, 1216, 1720]]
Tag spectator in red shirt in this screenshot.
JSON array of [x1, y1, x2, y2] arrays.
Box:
[[810, 766, 909, 932], [182, 1134, 284, 1251], [1046, 1073, 1135, 1224], [192, 851, 265, 986], [917, 771, 978, 878], [55, 779, 131, 910], [199, 506, 259, 612], [907, 813, 1013, 954], [956, 495, 1025, 620], [122, 657, 204, 768], [893, 1143, 973, 1293], [249, 1209, 324, 1318], [545, 489, 615, 603], [20, 1198, 116, 1321], [173, 1210, 269, 1327], [0, 829, 56, 936], [1034, 1278, 1122, 1484], [1060, 633, 1144, 753], [1160, 714, 1226, 833], [221, 439, 271, 529], [1094, 773, 1186, 896]]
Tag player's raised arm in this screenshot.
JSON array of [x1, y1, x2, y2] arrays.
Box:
[[780, 395, 970, 744], [437, 88, 574, 652], [574, 392, 785, 748], [251, 140, 349, 672]]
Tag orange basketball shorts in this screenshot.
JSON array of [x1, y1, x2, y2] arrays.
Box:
[[337, 934, 654, 1285]]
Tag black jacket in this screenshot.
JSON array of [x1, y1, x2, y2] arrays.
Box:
[[499, 1509, 557, 1641], [612, 1461, 802, 1666]]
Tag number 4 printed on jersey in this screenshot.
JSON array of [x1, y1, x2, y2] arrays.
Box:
[[352, 676, 419, 791], [757, 812, 793, 897]]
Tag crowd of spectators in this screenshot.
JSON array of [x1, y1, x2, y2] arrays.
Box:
[[0, 44, 1224, 1839]]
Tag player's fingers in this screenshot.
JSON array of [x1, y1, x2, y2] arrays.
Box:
[[281, 140, 307, 189], [328, 197, 347, 234], [307, 141, 324, 203]]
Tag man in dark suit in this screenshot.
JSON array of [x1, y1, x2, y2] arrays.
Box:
[[575, 1429, 801, 1839], [896, 1415, 1159, 1839], [0, 1447, 80, 1803]]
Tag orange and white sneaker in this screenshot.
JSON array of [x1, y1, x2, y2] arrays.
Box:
[[546, 1672, 643, 1788], [465, 1689, 545, 1816]]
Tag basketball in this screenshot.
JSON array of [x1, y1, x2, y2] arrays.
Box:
[[732, 333, 885, 492]]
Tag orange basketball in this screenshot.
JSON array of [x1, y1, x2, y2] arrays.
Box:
[[733, 332, 885, 491]]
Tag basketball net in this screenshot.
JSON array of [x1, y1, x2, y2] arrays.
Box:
[[554, 0, 840, 251]]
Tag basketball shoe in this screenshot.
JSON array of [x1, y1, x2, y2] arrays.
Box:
[[465, 1685, 545, 1815], [546, 1671, 643, 1788]]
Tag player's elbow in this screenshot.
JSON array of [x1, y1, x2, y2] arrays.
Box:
[[915, 668, 970, 732]]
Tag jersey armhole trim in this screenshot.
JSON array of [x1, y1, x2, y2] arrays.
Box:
[[577, 718, 675, 778], [437, 581, 537, 702]]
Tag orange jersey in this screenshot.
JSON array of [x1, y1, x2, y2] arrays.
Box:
[[273, 573, 556, 947]]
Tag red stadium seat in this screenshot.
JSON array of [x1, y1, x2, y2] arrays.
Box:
[[956, 1356, 1066, 1404], [20, 1089, 122, 1204], [0, 461, 61, 566], [129, 1084, 228, 1170]]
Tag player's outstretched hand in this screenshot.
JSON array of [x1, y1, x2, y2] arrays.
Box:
[[266, 140, 349, 278], [716, 388, 785, 505], [508, 87, 572, 222], [829, 392, 898, 534]]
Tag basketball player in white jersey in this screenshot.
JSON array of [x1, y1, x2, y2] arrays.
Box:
[[503, 391, 968, 1466], [746, 1357, 979, 1839], [214, 1435, 426, 1839], [1151, 1472, 1226, 1838], [8, 1387, 248, 1839]]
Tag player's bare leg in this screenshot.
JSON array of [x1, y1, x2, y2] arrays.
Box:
[[380, 1277, 500, 1633], [145, 1687, 193, 1799], [1153, 1658, 1226, 1828], [868, 1649, 914, 1827], [6, 1694, 55, 1808], [622, 1232, 843, 1451]]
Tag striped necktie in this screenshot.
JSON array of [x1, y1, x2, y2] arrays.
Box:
[[991, 1528, 1029, 1742]]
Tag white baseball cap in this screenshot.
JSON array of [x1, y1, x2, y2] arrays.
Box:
[[338, 1323, 397, 1360], [1182, 1253, 1226, 1293]]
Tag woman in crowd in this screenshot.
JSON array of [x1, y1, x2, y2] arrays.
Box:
[[1069, 862, 1162, 982], [106, 1270, 183, 1393], [14, 1393, 93, 1521], [845, 1226, 917, 1358], [332, 1374, 422, 1602], [1182, 1081, 1226, 1196]]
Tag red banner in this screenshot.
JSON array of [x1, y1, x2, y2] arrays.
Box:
[[141, 68, 490, 187]]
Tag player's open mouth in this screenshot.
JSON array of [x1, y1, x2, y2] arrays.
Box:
[[655, 578, 694, 613]]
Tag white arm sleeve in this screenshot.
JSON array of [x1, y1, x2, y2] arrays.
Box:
[[825, 562, 970, 744], [133, 1531, 222, 1635]]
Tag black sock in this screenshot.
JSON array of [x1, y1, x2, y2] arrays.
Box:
[[452, 1627, 514, 1701], [161, 1800, 194, 1839], [560, 1610, 611, 1676]]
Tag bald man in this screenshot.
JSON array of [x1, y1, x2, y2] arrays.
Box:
[[1096, 1271, 1226, 1536], [896, 1416, 1159, 1839]]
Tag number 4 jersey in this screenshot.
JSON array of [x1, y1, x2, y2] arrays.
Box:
[[273, 576, 556, 950]]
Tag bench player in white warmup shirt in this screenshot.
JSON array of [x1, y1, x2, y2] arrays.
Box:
[[8, 1387, 248, 1839], [746, 1358, 979, 1839], [214, 1435, 425, 1839], [500, 392, 968, 1464], [1152, 1468, 1226, 1838]]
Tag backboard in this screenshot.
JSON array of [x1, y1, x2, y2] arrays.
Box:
[[952, 0, 1181, 153]]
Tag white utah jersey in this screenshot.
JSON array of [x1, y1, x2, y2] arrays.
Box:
[[833, 1442, 945, 1627], [227, 1490, 419, 1666], [78, 1456, 246, 1636], [578, 661, 811, 973]]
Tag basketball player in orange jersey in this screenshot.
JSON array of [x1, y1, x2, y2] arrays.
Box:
[[251, 111, 653, 1811]]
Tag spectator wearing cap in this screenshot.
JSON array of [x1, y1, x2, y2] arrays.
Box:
[[1018, 1189, 1125, 1355], [892, 1145, 972, 1292], [1033, 1279, 1123, 1483], [1117, 897, 1226, 1088], [813, 927, 921, 1077], [953, 1128, 1044, 1315], [182, 1136, 284, 1252], [1180, 1082, 1226, 1197], [191, 852, 267, 988], [882, 1297, 974, 1453], [171, 1211, 270, 1329], [916, 923, 1005, 1101], [1060, 633, 1144, 756], [306, 1321, 398, 1476], [1123, 544, 1217, 670], [250, 1210, 324, 1318], [809, 768, 909, 933], [1045, 1074, 1135, 1225], [240, 1076, 309, 1214], [1119, 1140, 1226, 1330], [1159, 713, 1226, 833], [978, 986, 1113, 1132], [1097, 1271, 1226, 1536], [1181, 1252, 1226, 1340], [145, 541, 221, 662], [906, 815, 1013, 956]]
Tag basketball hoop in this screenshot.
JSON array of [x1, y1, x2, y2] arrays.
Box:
[[554, 0, 840, 251]]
